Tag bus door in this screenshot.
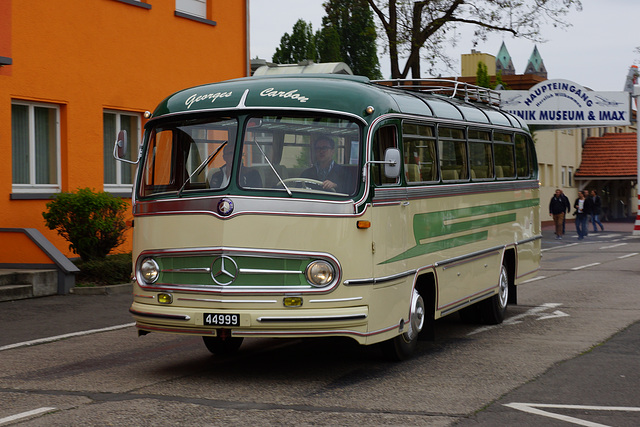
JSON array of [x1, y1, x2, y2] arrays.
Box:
[[369, 123, 412, 315]]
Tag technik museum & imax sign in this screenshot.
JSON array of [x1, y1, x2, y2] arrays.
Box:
[[499, 79, 630, 126]]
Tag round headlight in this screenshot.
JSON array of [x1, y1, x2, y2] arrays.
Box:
[[139, 258, 159, 284], [305, 260, 335, 287]]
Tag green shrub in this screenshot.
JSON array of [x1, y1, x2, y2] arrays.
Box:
[[43, 188, 128, 262], [75, 253, 132, 286]]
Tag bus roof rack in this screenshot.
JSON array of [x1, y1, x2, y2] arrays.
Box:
[[372, 79, 502, 107]]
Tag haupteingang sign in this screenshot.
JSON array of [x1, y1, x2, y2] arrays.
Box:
[[499, 79, 630, 126]]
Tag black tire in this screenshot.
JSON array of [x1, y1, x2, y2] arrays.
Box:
[[479, 263, 509, 325], [202, 335, 244, 356], [381, 289, 425, 361]]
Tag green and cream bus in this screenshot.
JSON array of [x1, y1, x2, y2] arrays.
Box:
[[116, 74, 540, 360]]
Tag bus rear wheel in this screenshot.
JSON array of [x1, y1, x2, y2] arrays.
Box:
[[202, 332, 243, 356], [381, 289, 425, 361], [479, 263, 509, 325]]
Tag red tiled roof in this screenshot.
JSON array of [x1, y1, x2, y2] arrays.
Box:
[[575, 133, 638, 178]]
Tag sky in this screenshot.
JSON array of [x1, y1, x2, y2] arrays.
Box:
[[249, 0, 640, 92]]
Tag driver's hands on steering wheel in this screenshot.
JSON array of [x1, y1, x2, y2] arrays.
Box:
[[321, 180, 338, 191]]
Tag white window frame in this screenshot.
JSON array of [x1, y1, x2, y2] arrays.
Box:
[[11, 101, 61, 194], [176, 0, 206, 18], [103, 109, 141, 193]]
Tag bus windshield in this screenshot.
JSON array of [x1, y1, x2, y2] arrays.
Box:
[[138, 114, 362, 199]]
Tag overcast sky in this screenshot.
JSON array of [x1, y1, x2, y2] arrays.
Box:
[[249, 0, 640, 92]]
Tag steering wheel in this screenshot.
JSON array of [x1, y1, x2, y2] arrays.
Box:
[[279, 178, 335, 192]]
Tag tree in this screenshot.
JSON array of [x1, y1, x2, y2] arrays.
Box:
[[476, 62, 491, 89], [270, 1, 382, 80], [366, 0, 583, 79], [319, 0, 382, 79], [272, 19, 317, 64]]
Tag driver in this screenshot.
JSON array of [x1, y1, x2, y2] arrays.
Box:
[[301, 136, 351, 193]]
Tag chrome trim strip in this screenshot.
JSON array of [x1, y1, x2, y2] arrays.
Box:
[[235, 322, 399, 338], [177, 297, 278, 303], [343, 269, 416, 286], [440, 289, 495, 317], [239, 268, 302, 275], [435, 245, 504, 268], [308, 296, 363, 303], [373, 179, 539, 203], [129, 308, 191, 321], [517, 235, 543, 245], [256, 313, 367, 322], [134, 195, 359, 218], [163, 268, 210, 273]]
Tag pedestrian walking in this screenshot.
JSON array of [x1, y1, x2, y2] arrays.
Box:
[[582, 189, 593, 237], [574, 191, 588, 240], [560, 189, 571, 234], [549, 189, 567, 239], [590, 189, 605, 232]]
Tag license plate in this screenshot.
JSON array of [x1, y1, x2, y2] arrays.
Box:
[[203, 313, 239, 326]]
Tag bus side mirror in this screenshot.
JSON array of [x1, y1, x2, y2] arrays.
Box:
[[113, 129, 139, 164], [115, 130, 128, 159], [384, 148, 401, 179]]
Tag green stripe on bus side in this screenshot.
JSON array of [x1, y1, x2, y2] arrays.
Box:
[[379, 198, 539, 265]]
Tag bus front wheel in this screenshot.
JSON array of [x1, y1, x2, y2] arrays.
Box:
[[381, 289, 425, 361], [202, 333, 243, 356]]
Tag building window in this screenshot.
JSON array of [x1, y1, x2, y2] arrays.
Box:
[[568, 167, 573, 187], [176, 0, 206, 18], [103, 110, 140, 193], [11, 101, 60, 193]]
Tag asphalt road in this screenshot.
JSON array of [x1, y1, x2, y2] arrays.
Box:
[[0, 221, 639, 426]]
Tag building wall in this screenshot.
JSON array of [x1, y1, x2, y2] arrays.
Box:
[[536, 125, 638, 221], [0, 0, 248, 259], [536, 128, 583, 217]]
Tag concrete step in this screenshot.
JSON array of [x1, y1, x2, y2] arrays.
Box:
[[0, 284, 33, 302], [0, 270, 58, 301]]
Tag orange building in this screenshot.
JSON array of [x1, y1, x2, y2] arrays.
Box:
[[0, 0, 249, 284]]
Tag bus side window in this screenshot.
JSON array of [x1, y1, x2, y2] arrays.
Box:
[[402, 122, 437, 183], [372, 125, 399, 186], [515, 134, 530, 178], [439, 127, 468, 181], [494, 132, 516, 179]]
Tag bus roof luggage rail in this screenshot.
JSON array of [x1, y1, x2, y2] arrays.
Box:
[[372, 79, 502, 106]]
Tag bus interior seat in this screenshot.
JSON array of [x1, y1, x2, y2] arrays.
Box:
[[405, 163, 421, 182], [441, 169, 459, 181]]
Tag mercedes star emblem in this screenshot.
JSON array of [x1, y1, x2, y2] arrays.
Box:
[[210, 255, 238, 285], [217, 198, 234, 216]]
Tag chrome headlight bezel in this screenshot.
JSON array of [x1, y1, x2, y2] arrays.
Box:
[[139, 258, 160, 284], [304, 260, 335, 287]]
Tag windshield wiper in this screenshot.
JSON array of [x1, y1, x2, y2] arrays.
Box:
[[252, 140, 292, 196], [177, 140, 227, 197]]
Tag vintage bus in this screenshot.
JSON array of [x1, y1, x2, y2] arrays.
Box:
[[116, 74, 540, 360]]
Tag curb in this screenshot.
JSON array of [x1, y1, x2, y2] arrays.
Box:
[[70, 283, 132, 295]]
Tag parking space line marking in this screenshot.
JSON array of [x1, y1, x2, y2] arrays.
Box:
[[618, 252, 638, 259], [599, 243, 627, 249], [571, 262, 600, 271], [0, 407, 57, 425], [522, 276, 546, 283], [504, 402, 640, 427], [541, 243, 579, 252], [0, 323, 135, 352]]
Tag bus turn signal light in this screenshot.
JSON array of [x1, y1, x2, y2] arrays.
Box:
[[357, 220, 371, 229]]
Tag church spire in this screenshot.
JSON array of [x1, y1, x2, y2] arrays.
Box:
[[496, 42, 515, 75], [524, 45, 547, 78]]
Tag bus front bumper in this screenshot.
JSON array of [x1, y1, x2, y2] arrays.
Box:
[[129, 301, 388, 344]]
